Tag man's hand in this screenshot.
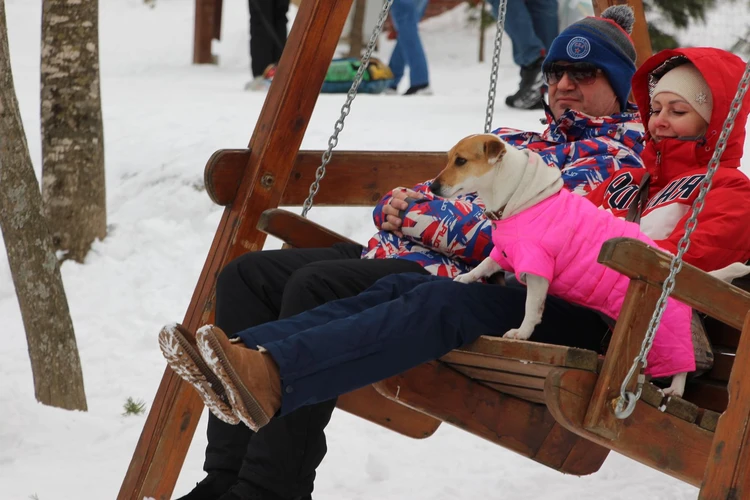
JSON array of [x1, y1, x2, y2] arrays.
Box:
[[381, 187, 424, 237]]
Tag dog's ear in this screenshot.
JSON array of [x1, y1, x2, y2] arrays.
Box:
[[484, 138, 505, 165]]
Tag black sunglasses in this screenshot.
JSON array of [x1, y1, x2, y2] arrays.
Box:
[[543, 63, 602, 86]]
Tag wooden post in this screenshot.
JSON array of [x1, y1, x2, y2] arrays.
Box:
[[699, 312, 750, 499], [119, 0, 354, 498], [193, 0, 222, 64], [591, 0, 652, 68]]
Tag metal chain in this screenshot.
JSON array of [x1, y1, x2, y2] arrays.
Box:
[[300, 0, 394, 217], [614, 60, 750, 419], [484, 0, 508, 133]]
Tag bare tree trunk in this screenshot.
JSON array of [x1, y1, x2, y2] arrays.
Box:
[[347, 0, 366, 57], [41, 0, 106, 263], [0, 0, 87, 411]]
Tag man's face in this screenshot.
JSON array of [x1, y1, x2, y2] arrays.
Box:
[[545, 62, 621, 120]]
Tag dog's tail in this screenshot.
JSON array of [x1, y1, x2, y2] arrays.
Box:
[[709, 262, 750, 283]]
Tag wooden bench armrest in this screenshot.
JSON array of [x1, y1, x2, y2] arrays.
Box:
[[257, 208, 358, 248], [583, 238, 750, 439], [599, 238, 750, 330]]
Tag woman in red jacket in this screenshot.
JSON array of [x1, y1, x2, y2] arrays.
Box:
[[587, 47, 750, 272]]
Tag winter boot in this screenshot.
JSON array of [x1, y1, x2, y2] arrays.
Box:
[[158, 323, 239, 424], [176, 471, 238, 500], [404, 83, 433, 95], [197, 325, 282, 431], [505, 56, 545, 110], [217, 478, 312, 500]]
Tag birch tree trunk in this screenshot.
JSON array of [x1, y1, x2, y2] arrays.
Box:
[[41, 0, 106, 263], [0, 0, 87, 411]]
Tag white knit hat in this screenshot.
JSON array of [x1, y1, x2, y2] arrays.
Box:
[[652, 63, 713, 124]]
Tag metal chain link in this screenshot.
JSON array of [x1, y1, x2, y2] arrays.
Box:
[[300, 0, 394, 217], [484, 0, 508, 133], [614, 61, 750, 419]]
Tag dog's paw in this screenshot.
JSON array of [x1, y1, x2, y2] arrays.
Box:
[[503, 328, 533, 340], [454, 273, 478, 284], [662, 372, 687, 398], [661, 386, 684, 397]]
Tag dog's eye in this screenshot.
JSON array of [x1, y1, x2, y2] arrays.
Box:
[[455, 157, 467, 167]]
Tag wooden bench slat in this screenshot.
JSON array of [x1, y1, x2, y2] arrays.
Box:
[[336, 386, 440, 439], [451, 364, 547, 390], [258, 208, 358, 247], [640, 383, 699, 424], [480, 382, 546, 403], [441, 350, 554, 377], [457, 337, 599, 371], [697, 409, 721, 432]]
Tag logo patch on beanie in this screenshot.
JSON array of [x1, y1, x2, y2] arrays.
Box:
[[566, 37, 591, 59]]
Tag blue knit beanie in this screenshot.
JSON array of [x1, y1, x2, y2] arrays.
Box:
[[543, 5, 637, 112]]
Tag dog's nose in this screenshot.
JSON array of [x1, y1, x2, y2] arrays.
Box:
[[431, 181, 441, 195]]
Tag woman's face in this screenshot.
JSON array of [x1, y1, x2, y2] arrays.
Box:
[[648, 91, 709, 143]]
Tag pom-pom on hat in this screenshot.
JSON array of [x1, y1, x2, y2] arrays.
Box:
[[543, 5, 637, 112]]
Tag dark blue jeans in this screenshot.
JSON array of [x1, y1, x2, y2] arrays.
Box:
[[490, 0, 559, 67], [237, 272, 608, 415], [388, 0, 430, 88]]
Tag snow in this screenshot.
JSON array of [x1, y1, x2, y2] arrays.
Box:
[[1, 0, 744, 498]]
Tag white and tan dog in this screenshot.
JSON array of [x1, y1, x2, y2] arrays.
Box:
[[430, 133, 750, 397]]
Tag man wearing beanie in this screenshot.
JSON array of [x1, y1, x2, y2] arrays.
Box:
[[542, 5, 637, 116]]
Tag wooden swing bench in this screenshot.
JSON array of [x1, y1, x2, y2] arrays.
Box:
[[119, 0, 750, 498]]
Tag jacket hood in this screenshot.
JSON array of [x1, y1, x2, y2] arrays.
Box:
[[632, 48, 750, 170]]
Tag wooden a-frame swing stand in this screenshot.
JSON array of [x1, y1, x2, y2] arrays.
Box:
[[119, 1, 750, 498]]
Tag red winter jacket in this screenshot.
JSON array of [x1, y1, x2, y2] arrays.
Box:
[[586, 48, 750, 272]]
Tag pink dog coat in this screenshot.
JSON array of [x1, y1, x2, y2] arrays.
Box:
[[490, 188, 695, 378]]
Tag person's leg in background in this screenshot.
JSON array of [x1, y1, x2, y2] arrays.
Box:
[[386, 0, 429, 94], [506, 0, 558, 108], [245, 0, 287, 90], [489, 0, 551, 109], [389, 0, 432, 95], [179, 245, 363, 500], [527, 0, 559, 52], [386, 42, 406, 93], [271, 0, 290, 66]]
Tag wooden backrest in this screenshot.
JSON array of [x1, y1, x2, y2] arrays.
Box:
[[205, 150, 446, 207]]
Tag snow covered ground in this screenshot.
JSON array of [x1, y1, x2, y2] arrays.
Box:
[[1, 0, 746, 498]]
